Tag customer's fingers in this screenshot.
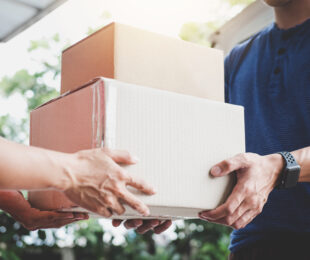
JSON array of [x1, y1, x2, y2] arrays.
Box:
[[42, 218, 81, 229], [124, 219, 143, 229], [72, 213, 89, 220], [41, 211, 75, 221], [102, 194, 125, 216], [104, 149, 139, 165], [125, 175, 156, 195], [136, 219, 160, 234], [78, 195, 112, 218], [116, 189, 150, 216], [154, 220, 172, 234], [112, 219, 123, 227]]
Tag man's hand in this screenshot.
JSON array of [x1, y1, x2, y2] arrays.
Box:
[[199, 153, 284, 229], [112, 219, 172, 234], [0, 191, 88, 231]]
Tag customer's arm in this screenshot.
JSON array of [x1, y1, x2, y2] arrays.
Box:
[[0, 137, 155, 217], [199, 146, 310, 229], [0, 190, 88, 230]]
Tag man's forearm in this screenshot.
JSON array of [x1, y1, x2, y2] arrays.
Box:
[[292, 147, 310, 182], [0, 137, 71, 191]]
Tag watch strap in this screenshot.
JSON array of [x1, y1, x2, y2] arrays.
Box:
[[277, 152, 300, 189]]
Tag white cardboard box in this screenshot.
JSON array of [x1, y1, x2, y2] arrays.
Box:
[[29, 78, 245, 219]]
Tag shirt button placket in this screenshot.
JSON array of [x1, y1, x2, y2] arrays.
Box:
[[269, 32, 288, 94]]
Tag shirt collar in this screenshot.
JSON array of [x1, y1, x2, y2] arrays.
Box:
[[271, 17, 310, 40]]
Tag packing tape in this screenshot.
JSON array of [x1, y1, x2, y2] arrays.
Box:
[[91, 78, 117, 149]]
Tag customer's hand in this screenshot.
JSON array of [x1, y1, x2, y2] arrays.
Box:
[[61, 148, 155, 217], [199, 153, 284, 229], [112, 219, 172, 234], [0, 191, 88, 230]]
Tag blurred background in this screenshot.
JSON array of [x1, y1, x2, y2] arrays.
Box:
[[0, 0, 267, 259]]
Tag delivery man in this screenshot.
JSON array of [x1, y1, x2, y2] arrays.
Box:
[[114, 0, 310, 259], [199, 0, 310, 258], [0, 137, 155, 230]]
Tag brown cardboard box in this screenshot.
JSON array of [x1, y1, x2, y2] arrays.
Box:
[[61, 23, 224, 101]]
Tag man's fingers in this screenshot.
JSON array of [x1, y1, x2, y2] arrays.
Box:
[[201, 201, 249, 228], [105, 149, 139, 165], [199, 183, 245, 220], [209, 201, 249, 227], [112, 219, 123, 227], [154, 220, 172, 234], [233, 210, 256, 230], [223, 201, 249, 226], [136, 220, 160, 234], [210, 153, 248, 177], [126, 175, 156, 195]]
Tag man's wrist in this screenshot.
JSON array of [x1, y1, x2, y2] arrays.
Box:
[[265, 153, 285, 187]]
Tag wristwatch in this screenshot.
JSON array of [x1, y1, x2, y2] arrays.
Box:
[[277, 152, 301, 189]]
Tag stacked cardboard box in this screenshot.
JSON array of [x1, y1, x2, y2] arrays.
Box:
[[61, 23, 224, 101], [29, 23, 245, 219]]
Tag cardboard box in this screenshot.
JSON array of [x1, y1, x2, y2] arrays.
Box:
[[29, 78, 245, 219], [61, 23, 224, 102]]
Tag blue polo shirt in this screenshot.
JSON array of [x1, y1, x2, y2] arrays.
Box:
[[225, 18, 310, 252]]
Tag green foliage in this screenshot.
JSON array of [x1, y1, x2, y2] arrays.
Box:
[[180, 0, 256, 46], [28, 39, 50, 52], [179, 22, 220, 46], [0, 70, 58, 112]]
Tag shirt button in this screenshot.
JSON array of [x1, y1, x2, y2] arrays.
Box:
[[274, 67, 281, 74], [278, 48, 286, 55]]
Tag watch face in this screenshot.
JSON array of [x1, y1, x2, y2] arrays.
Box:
[[285, 165, 301, 188]]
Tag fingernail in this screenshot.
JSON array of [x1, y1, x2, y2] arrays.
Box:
[[199, 214, 210, 221], [151, 221, 160, 227], [65, 213, 74, 219], [199, 211, 210, 218], [133, 220, 143, 227], [143, 208, 150, 217], [211, 166, 222, 176]]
